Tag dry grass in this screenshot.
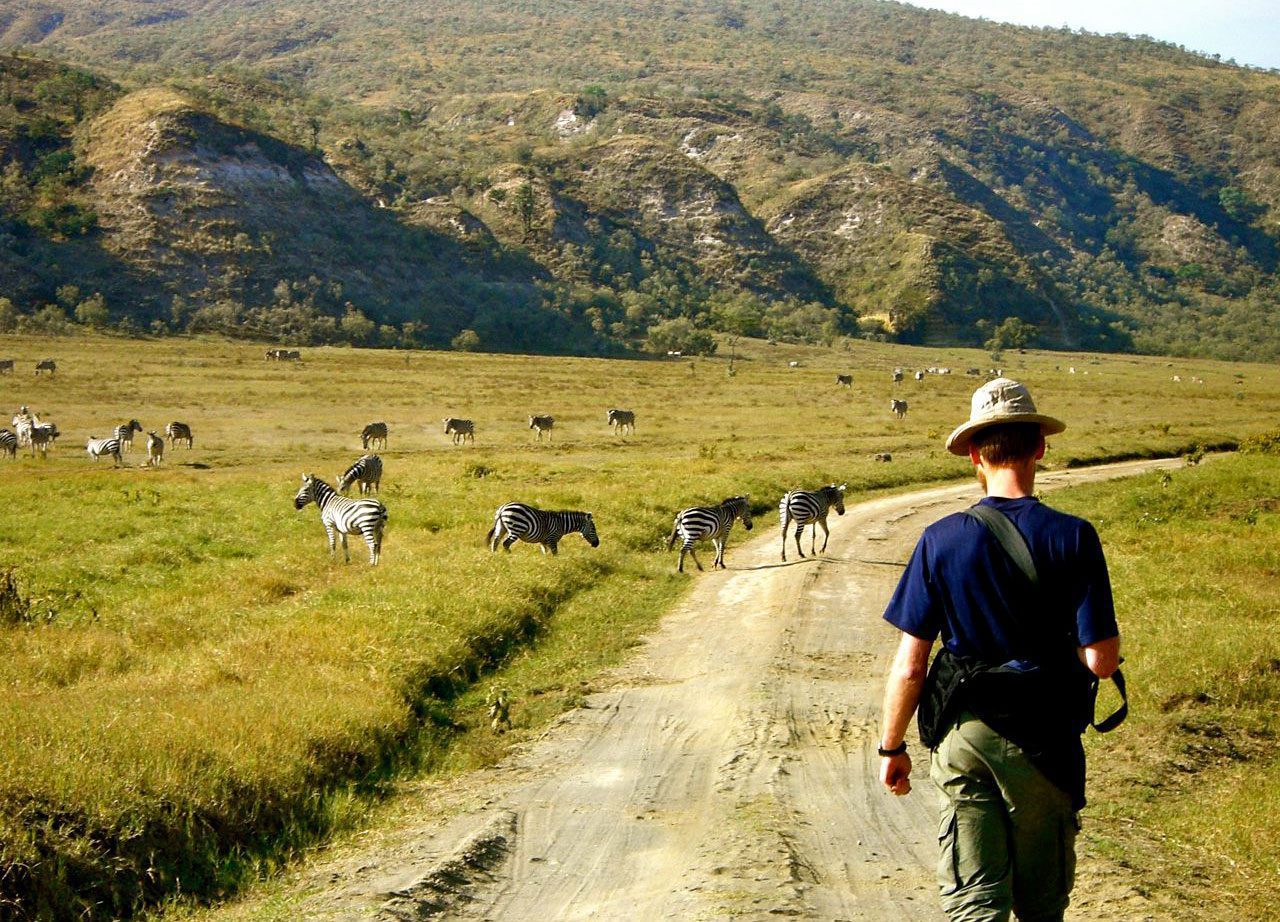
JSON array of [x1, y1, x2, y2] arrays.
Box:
[[1, 332, 1278, 917]]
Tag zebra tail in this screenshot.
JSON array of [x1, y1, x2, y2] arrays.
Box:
[[666, 520, 680, 551], [485, 524, 496, 546]]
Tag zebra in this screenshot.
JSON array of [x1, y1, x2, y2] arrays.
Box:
[[0, 429, 15, 459], [666, 495, 753, 573], [29, 423, 58, 458], [892, 368, 903, 384], [294, 473, 388, 565], [836, 374, 853, 388], [114, 419, 143, 452], [362, 421, 388, 450], [12, 409, 34, 446], [338, 454, 382, 494], [35, 359, 56, 376], [891, 398, 908, 419], [528, 415, 554, 441], [486, 502, 599, 555], [166, 421, 193, 448], [607, 408, 635, 435], [0, 359, 13, 375], [444, 417, 474, 444], [779, 484, 846, 561], [146, 431, 164, 467], [86, 436, 123, 466]]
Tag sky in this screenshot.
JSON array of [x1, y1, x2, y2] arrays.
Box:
[[911, 1, 1280, 70]]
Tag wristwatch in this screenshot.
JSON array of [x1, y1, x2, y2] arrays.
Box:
[[877, 741, 908, 757]]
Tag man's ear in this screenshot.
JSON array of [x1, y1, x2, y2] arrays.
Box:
[[1035, 434, 1046, 461], [968, 443, 982, 466]]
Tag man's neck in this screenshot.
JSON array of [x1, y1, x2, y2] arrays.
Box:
[[982, 463, 1036, 499]]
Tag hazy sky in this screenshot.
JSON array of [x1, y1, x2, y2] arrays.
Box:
[[912, 1, 1280, 70]]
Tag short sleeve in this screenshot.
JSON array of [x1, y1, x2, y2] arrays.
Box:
[[882, 532, 944, 641], [1074, 522, 1118, 646]]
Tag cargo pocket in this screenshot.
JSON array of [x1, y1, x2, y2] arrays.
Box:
[[937, 806, 960, 895]]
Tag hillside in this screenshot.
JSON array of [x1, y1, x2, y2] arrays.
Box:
[[1, 0, 1279, 358]]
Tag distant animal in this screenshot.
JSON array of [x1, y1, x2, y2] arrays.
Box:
[[34, 359, 56, 376], [487, 687, 512, 734], [12, 410, 34, 446], [666, 495, 753, 573], [0, 429, 15, 459], [528, 415, 555, 441], [779, 484, 846, 561], [265, 349, 281, 361], [146, 431, 164, 467], [836, 374, 853, 388], [113, 419, 143, 452], [29, 423, 59, 458], [892, 368, 903, 384], [966, 368, 981, 376], [607, 408, 636, 435], [936, 367, 951, 375], [338, 454, 382, 495], [444, 417, 475, 444], [0, 359, 13, 375], [789, 361, 801, 368], [487, 502, 599, 555], [1172, 375, 1182, 382], [165, 421, 193, 448], [362, 421, 389, 450], [873, 452, 893, 462], [294, 473, 388, 565], [891, 398, 908, 419], [914, 370, 925, 382], [85, 436, 123, 466]]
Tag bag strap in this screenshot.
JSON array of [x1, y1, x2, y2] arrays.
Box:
[[964, 504, 1039, 588], [964, 503, 1128, 733]]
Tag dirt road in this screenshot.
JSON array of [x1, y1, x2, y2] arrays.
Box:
[[296, 460, 1178, 921]]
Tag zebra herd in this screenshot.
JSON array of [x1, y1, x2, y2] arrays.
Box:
[[2, 406, 193, 464]]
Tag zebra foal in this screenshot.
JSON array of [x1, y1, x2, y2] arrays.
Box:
[[294, 473, 388, 565], [362, 421, 388, 450], [528, 415, 554, 441], [487, 503, 599, 555], [779, 484, 846, 561], [0, 429, 16, 459], [166, 421, 193, 448], [146, 431, 164, 467], [338, 454, 382, 494], [667, 495, 753, 573], [444, 417, 474, 444], [114, 419, 143, 452], [86, 436, 123, 466], [607, 408, 635, 435]]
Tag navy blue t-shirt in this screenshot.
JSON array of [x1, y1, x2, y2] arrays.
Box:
[[882, 496, 1117, 665]]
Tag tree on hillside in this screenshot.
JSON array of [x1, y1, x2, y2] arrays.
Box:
[[645, 317, 717, 356], [984, 316, 1037, 355], [73, 292, 108, 328], [513, 182, 539, 239]]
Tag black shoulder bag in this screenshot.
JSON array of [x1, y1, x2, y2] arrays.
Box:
[[917, 504, 1128, 751]]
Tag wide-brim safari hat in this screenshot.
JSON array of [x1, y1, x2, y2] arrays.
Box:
[[945, 377, 1066, 456]]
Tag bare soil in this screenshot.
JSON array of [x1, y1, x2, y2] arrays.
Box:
[[284, 460, 1179, 921]]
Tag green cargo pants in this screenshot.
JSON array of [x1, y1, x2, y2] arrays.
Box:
[[930, 711, 1078, 922]]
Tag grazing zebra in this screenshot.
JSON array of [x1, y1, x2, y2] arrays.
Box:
[[338, 454, 382, 494], [29, 423, 58, 458], [891, 398, 908, 419], [487, 502, 599, 555], [281, 349, 301, 361], [294, 473, 388, 565], [35, 359, 56, 375], [528, 415, 554, 441], [779, 484, 846, 561], [873, 452, 892, 463], [607, 408, 636, 435], [444, 417, 474, 444], [0, 359, 13, 375], [146, 431, 164, 467], [114, 419, 143, 452], [165, 421, 193, 448], [362, 421, 388, 450], [914, 370, 925, 382], [666, 495, 753, 573], [85, 436, 123, 466], [0, 429, 15, 459], [836, 374, 853, 388], [892, 368, 903, 384], [12, 409, 33, 446]]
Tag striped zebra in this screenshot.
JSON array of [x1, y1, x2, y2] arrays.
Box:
[[362, 421, 388, 450], [35, 359, 55, 376], [890, 399, 908, 419], [528, 415, 554, 441], [86, 436, 123, 466], [12, 410, 33, 446], [294, 473, 388, 565], [487, 502, 599, 555], [0, 429, 15, 459], [836, 374, 853, 388], [779, 484, 846, 561], [146, 431, 164, 467], [892, 368, 903, 384], [607, 408, 635, 435], [444, 417, 474, 444], [0, 359, 13, 375], [166, 421, 193, 448], [114, 419, 143, 452], [29, 423, 58, 458], [666, 495, 753, 573], [338, 454, 382, 494]]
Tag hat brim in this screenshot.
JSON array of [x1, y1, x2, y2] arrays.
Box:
[[945, 413, 1066, 457]]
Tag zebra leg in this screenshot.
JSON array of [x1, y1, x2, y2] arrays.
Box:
[[819, 518, 831, 553], [366, 529, 379, 565], [502, 535, 518, 552], [325, 523, 337, 557], [780, 513, 790, 561], [715, 537, 729, 569], [684, 543, 704, 572], [340, 533, 351, 563], [547, 540, 559, 556], [794, 524, 806, 559], [811, 522, 818, 556]]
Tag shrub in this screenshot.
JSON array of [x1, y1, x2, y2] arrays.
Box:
[[452, 328, 482, 351]]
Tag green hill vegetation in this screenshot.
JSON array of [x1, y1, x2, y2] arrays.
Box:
[[0, 0, 1278, 357]]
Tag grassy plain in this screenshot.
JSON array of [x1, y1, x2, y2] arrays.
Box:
[[1, 332, 1278, 918]]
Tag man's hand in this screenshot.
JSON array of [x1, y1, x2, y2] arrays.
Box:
[[880, 752, 913, 795]]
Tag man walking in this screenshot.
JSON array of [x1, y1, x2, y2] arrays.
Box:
[[877, 378, 1121, 921]]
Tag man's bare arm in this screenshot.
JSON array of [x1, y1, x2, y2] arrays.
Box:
[[1079, 635, 1120, 678], [879, 632, 934, 795]]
